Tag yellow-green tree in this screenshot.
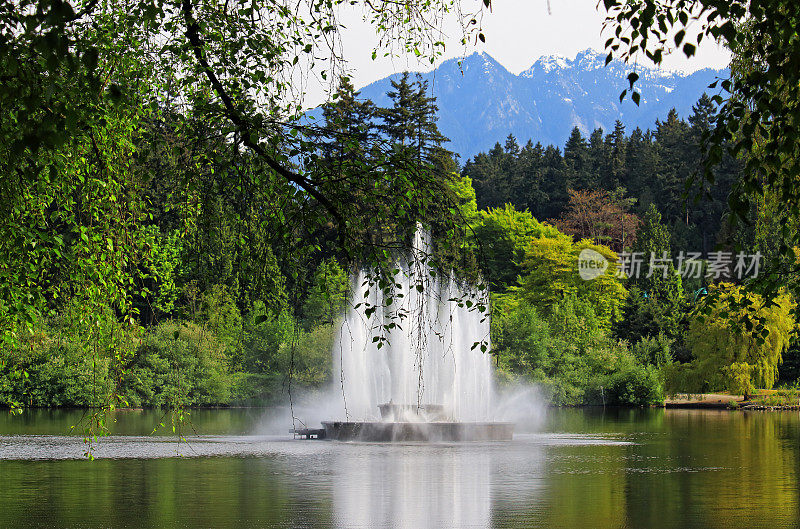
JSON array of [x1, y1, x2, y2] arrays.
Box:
[[447, 173, 479, 224], [685, 283, 795, 397], [519, 237, 627, 331]]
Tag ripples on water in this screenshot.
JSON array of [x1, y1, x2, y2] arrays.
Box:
[[0, 432, 632, 460]]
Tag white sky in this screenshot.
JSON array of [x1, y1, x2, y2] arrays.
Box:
[[303, 0, 731, 108]]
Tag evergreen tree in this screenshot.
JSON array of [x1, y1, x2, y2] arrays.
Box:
[[686, 94, 739, 256], [517, 140, 548, 217], [380, 72, 416, 147], [380, 72, 450, 168], [464, 149, 502, 210], [563, 127, 590, 189], [539, 145, 567, 220], [587, 127, 607, 189], [410, 74, 450, 166], [375, 71, 459, 241], [504, 134, 520, 157], [320, 77, 377, 163], [604, 120, 627, 189], [501, 134, 522, 203], [615, 204, 685, 347], [631, 204, 683, 300], [687, 93, 716, 134], [624, 127, 659, 211], [654, 108, 692, 226]]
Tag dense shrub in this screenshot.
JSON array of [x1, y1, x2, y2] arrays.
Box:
[[495, 298, 664, 406], [0, 308, 130, 407], [603, 364, 664, 406], [228, 372, 286, 405], [122, 322, 231, 407], [0, 295, 338, 409], [281, 325, 335, 387], [0, 338, 113, 407], [630, 334, 673, 367]]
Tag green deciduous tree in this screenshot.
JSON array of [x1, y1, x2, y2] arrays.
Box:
[[472, 205, 565, 291], [0, 0, 491, 338], [494, 298, 663, 406], [123, 321, 231, 408]]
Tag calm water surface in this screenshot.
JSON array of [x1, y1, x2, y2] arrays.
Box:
[[1, 408, 798, 528]]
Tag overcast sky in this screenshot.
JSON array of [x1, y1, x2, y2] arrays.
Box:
[[303, 0, 731, 108]]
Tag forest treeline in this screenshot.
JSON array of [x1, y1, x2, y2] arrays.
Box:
[[463, 96, 798, 404], [2, 69, 798, 409], [465, 96, 736, 256]]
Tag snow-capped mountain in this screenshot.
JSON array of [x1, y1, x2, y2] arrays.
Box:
[[322, 49, 727, 161]]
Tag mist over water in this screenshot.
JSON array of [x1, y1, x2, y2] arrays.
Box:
[[492, 384, 548, 433]]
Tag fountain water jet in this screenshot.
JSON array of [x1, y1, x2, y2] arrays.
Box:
[[307, 227, 513, 442]]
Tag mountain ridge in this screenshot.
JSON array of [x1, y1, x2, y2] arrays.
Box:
[[316, 49, 728, 160]]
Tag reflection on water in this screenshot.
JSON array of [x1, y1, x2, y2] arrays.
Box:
[[0, 408, 799, 529], [332, 445, 494, 529]]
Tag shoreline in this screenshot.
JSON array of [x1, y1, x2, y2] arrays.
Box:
[[665, 392, 800, 411], [6, 406, 800, 413]]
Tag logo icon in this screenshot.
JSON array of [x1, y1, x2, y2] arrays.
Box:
[[578, 248, 608, 280]]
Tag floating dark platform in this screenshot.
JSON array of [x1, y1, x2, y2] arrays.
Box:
[[291, 428, 326, 439], [321, 421, 513, 442]]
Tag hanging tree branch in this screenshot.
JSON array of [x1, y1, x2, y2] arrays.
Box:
[[181, 0, 344, 233]]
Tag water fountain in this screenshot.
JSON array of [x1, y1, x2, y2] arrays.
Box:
[[299, 227, 513, 442]]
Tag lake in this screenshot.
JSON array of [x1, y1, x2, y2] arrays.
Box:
[[0, 408, 798, 528]]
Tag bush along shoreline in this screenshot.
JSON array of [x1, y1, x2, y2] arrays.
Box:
[[0, 283, 339, 409]]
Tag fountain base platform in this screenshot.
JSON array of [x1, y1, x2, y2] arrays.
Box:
[[321, 421, 513, 442]]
